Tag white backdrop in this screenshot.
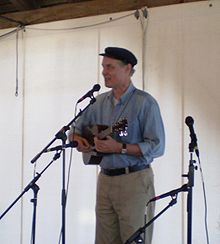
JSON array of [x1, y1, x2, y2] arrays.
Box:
[[0, 1, 219, 243]]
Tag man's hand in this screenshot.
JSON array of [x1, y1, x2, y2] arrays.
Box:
[[94, 136, 121, 153], [70, 134, 91, 153]]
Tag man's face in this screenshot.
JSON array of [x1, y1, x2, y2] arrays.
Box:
[[101, 56, 131, 89]]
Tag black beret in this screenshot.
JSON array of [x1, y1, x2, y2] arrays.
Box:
[[99, 47, 137, 67]]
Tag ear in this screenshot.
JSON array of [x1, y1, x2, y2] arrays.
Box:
[[126, 64, 132, 72], [126, 63, 133, 74]]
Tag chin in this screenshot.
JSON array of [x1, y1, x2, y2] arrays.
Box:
[[105, 81, 112, 88]]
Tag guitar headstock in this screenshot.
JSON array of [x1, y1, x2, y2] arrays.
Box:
[[113, 118, 128, 136]]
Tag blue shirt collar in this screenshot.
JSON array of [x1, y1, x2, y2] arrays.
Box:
[[107, 82, 136, 105]]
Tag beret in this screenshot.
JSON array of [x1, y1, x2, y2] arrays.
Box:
[[99, 47, 137, 67]]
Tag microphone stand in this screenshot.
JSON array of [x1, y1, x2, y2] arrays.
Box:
[[124, 196, 178, 244], [31, 97, 96, 244], [30, 182, 39, 244], [124, 184, 189, 244], [126, 116, 199, 244], [0, 97, 97, 244], [0, 150, 62, 244], [182, 133, 198, 244]]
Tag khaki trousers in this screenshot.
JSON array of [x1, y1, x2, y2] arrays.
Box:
[[95, 167, 155, 244]]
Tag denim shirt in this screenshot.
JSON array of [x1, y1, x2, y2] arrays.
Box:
[[74, 83, 165, 169]]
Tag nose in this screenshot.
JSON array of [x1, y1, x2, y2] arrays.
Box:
[[102, 69, 108, 77], [102, 67, 107, 76]]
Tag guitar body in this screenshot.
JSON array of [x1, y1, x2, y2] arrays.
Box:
[[82, 151, 103, 165], [82, 124, 110, 145], [81, 119, 128, 165]]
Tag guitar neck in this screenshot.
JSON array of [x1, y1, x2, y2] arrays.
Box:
[[97, 127, 112, 139]]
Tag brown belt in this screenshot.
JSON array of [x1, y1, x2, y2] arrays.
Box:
[[101, 164, 150, 176]]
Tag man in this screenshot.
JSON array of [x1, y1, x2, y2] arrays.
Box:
[[69, 47, 165, 244]]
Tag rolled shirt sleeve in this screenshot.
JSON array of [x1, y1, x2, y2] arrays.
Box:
[[138, 100, 165, 160]]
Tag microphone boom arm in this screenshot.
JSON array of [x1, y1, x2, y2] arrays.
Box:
[[147, 184, 188, 204], [125, 196, 178, 244], [30, 96, 96, 164]]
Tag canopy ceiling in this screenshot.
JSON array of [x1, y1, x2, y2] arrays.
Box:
[[0, 0, 206, 29]]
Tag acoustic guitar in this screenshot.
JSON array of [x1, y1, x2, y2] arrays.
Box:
[[82, 119, 128, 165]]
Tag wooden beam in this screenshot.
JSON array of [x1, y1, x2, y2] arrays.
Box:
[[0, 0, 207, 29], [8, 0, 40, 11], [0, 3, 16, 15]]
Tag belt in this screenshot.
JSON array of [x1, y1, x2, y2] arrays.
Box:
[[101, 164, 149, 176]]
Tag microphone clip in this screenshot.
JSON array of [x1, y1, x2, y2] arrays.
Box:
[[44, 141, 78, 153]]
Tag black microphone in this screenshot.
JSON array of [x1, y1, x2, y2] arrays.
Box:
[[185, 116, 199, 155], [44, 141, 78, 153], [185, 116, 196, 137], [77, 84, 101, 103], [147, 184, 188, 204]]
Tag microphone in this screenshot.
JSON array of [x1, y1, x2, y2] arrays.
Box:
[[77, 84, 101, 103], [147, 184, 188, 204], [185, 116, 196, 137], [185, 116, 199, 155], [44, 141, 78, 153]]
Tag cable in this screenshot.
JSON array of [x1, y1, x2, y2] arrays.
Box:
[[197, 155, 210, 244], [0, 10, 139, 98], [1, 11, 137, 40], [15, 28, 19, 96], [138, 8, 149, 92], [26, 11, 136, 31], [57, 146, 74, 244], [58, 103, 78, 244], [0, 26, 23, 39]]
